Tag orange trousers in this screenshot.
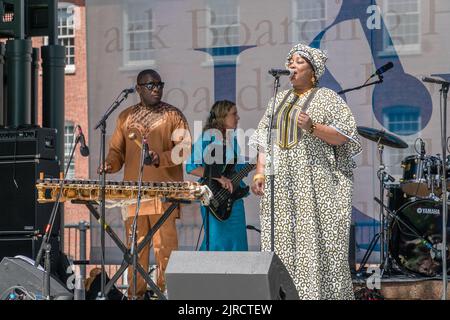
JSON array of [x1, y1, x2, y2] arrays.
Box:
[[125, 213, 178, 298]]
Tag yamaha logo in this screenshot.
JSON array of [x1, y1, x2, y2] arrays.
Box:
[[417, 207, 440, 215]]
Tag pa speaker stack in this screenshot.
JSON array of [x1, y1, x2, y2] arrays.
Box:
[[0, 127, 60, 265]]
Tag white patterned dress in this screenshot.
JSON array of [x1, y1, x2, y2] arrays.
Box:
[[250, 87, 362, 300]]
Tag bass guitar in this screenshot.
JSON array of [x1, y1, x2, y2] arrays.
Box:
[[203, 162, 255, 221]]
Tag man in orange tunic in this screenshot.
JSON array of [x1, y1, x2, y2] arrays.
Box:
[[100, 69, 191, 298]]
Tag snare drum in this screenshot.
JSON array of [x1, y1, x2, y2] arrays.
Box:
[[400, 155, 439, 197]]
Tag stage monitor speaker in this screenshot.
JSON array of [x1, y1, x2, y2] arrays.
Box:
[[0, 257, 72, 300], [165, 251, 299, 300]]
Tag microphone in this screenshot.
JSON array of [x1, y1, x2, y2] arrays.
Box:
[[76, 125, 90, 157], [122, 87, 135, 94], [422, 76, 450, 86], [142, 138, 153, 165], [268, 68, 294, 77], [369, 62, 394, 78]]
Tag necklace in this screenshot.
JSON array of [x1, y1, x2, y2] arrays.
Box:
[[293, 87, 313, 98]]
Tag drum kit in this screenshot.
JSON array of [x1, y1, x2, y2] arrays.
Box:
[[357, 126, 450, 278]]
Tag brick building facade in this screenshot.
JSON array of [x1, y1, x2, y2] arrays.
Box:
[[33, 0, 90, 260]]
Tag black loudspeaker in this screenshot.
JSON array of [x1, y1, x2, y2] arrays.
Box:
[[0, 158, 59, 232], [0, 235, 60, 273], [0, 159, 60, 263], [0, 127, 57, 160], [165, 251, 299, 300], [0, 257, 72, 300]]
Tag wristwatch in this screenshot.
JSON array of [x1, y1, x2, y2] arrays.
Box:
[[308, 122, 316, 134]]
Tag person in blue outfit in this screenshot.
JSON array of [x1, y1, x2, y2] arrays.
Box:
[[186, 100, 249, 251]]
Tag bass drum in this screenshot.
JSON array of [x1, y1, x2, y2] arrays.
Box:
[[389, 199, 450, 277]]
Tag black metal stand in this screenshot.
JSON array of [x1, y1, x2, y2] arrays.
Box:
[[129, 137, 147, 300], [73, 198, 189, 300], [422, 76, 449, 299], [339, 75, 387, 274], [338, 76, 383, 95], [34, 127, 80, 299], [202, 161, 221, 251], [440, 82, 449, 299], [357, 141, 392, 275], [266, 76, 280, 252], [93, 89, 132, 300]]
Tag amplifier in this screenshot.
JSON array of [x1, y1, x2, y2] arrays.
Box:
[[0, 127, 57, 160]]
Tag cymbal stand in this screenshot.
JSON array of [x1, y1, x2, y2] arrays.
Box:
[[376, 140, 395, 276], [357, 138, 393, 276]]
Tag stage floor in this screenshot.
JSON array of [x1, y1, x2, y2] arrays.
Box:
[[353, 272, 449, 300]]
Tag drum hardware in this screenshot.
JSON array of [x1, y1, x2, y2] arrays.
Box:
[[400, 154, 441, 198], [421, 76, 449, 299], [357, 127, 408, 276]]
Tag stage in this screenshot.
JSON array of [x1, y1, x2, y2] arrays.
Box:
[[353, 273, 450, 300]]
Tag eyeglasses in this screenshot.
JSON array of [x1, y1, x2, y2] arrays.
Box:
[[138, 82, 165, 91]]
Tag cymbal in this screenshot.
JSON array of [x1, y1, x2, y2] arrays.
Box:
[[357, 126, 408, 149]]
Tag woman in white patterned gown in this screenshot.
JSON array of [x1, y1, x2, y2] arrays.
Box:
[[250, 43, 362, 300]]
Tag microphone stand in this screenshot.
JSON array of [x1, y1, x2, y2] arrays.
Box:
[[266, 75, 281, 252], [129, 137, 147, 300], [339, 75, 389, 272], [440, 82, 448, 300], [202, 141, 222, 251], [422, 76, 449, 299], [338, 76, 383, 95], [34, 128, 81, 299], [94, 89, 133, 300]]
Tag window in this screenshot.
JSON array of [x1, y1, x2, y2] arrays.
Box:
[[292, 0, 326, 43], [382, 105, 422, 176], [382, 0, 421, 54], [206, 0, 239, 59], [64, 122, 76, 179], [123, 4, 154, 67], [58, 3, 76, 73], [383, 106, 421, 136]]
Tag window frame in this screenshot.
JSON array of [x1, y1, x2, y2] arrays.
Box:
[[64, 121, 76, 179], [122, 3, 156, 69], [203, 0, 240, 66], [291, 0, 327, 44], [380, 0, 421, 56], [58, 2, 76, 74]]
